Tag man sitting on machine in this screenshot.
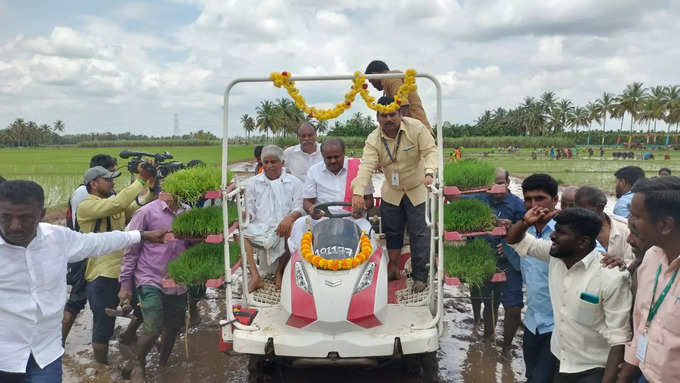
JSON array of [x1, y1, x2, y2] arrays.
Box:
[[243, 145, 304, 292], [288, 138, 374, 255]]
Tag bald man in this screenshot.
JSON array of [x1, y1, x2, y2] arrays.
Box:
[[560, 186, 578, 209]]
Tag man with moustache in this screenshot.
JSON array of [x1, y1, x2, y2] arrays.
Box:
[[351, 96, 437, 293], [505, 173, 560, 382], [613, 166, 645, 219], [283, 121, 323, 182], [508, 208, 632, 383], [615, 177, 680, 383], [288, 138, 374, 255], [243, 145, 304, 292]]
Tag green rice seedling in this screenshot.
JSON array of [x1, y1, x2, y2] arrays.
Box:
[[227, 203, 238, 225], [443, 199, 495, 232], [162, 166, 231, 204], [172, 206, 223, 236], [168, 243, 225, 285], [229, 242, 241, 266], [444, 239, 497, 288], [443, 159, 495, 189]]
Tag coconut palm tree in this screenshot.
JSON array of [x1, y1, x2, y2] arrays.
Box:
[[645, 86, 667, 133], [619, 82, 648, 133], [276, 98, 304, 136], [255, 100, 281, 138], [240, 113, 256, 138], [585, 102, 600, 132], [595, 92, 615, 133]]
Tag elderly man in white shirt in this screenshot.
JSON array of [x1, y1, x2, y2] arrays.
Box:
[[507, 207, 631, 383], [288, 138, 374, 255], [243, 145, 304, 292], [282, 121, 323, 182], [0, 180, 166, 381]]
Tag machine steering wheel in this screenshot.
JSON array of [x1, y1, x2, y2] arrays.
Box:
[[313, 201, 363, 219]]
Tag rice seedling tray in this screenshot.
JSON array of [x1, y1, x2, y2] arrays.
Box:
[[443, 239, 498, 288], [163, 167, 231, 204], [443, 159, 496, 190]]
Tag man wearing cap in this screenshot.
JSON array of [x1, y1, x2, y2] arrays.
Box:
[[77, 164, 156, 364], [243, 145, 304, 292]]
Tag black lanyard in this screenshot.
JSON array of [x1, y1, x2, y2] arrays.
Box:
[[382, 131, 402, 164]]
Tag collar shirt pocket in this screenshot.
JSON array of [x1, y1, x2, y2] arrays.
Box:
[[573, 299, 602, 327]]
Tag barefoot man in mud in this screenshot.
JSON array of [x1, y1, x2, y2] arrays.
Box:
[[351, 96, 437, 293], [118, 193, 192, 381], [243, 145, 304, 292], [0, 180, 166, 382]]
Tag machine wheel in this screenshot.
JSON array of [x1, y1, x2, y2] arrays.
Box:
[[247, 356, 282, 383]]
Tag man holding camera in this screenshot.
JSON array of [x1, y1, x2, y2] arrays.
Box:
[[77, 163, 156, 364]]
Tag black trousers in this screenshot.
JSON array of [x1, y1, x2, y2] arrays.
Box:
[[380, 195, 430, 282], [523, 327, 557, 383], [554, 366, 604, 383]]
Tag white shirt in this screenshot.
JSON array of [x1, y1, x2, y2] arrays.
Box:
[[282, 143, 323, 182], [303, 158, 374, 215], [69, 185, 89, 227], [245, 172, 304, 229], [606, 214, 635, 265], [0, 224, 141, 373], [510, 234, 632, 373]]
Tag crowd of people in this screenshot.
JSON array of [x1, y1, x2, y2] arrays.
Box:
[[1, 58, 679, 383]]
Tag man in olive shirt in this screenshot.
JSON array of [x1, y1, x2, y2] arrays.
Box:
[[351, 96, 437, 292], [365, 60, 433, 135], [77, 165, 155, 363]]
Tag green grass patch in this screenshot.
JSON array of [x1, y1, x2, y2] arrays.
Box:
[[229, 242, 241, 266], [444, 239, 497, 288], [443, 159, 495, 189], [163, 167, 230, 204], [172, 205, 239, 237], [444, 199, 495, 232], [167, 243, 225, 285]]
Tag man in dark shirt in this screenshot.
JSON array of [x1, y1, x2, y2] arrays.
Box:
[[468, 168, 526, 347]]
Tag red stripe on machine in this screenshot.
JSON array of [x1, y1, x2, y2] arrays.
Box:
[[286, 250, 317, 328], [347, 247, 383, 328]]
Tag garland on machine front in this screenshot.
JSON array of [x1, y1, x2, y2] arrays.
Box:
[[300, 231, 372, 271], [269, 69, 417, 120]]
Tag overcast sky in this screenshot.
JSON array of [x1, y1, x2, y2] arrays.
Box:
[[1, 0, 679, 137]]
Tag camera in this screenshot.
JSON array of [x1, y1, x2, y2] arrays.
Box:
[[119, 149, 205, 183]]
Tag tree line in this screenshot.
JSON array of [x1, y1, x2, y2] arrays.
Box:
[[470, 83, 680, 137]]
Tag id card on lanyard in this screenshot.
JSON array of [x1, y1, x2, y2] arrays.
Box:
[[383, 131, 402, 186], [637, 265, 678, 362]]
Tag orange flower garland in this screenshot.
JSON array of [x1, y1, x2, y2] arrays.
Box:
[[269, 69, 417, 120], [300, 231, 372, 271]]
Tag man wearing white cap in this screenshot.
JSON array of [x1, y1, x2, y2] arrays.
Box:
[[243, 145, 304, 292]]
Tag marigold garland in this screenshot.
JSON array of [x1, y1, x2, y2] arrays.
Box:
[[269, 69, 417, 120], [300, 231, 372, 271]]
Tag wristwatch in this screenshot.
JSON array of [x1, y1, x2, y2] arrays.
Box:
[[139, 230, 145, 239]]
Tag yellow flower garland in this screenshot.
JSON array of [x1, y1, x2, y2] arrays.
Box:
[[269, 69, 417, 120], [300, 231, 372, 271]]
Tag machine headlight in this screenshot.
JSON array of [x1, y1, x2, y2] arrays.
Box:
[[294, 261, 312, 294], [354, 262, 376, 293]]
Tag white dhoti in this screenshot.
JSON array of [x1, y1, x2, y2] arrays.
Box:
[[288, 215, 373, 255], [241, 222, 286, 265]]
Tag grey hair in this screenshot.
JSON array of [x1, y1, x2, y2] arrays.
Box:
[[260, 145, 284, 161]]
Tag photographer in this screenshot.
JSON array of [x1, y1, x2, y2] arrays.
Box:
[[77, 163, 156, 364]]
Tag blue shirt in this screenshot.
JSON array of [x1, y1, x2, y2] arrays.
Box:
[[613, 191, 633, 218], [521, 219, 555, 335], [463, 192, 526, 271]]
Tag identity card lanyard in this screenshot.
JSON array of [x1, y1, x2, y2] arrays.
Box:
[[383, 131, 402, 186], [645, 265, 678, 332]]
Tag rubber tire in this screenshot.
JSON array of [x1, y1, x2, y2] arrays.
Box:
[[247, 356, 280, 383]]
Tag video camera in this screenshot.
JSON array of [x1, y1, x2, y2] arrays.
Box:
[[119, 149, 185, 179]]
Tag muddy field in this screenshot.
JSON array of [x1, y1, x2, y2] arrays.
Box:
[[56, 170, 616, 382]]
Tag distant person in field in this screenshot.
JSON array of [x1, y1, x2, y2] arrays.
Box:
[[254, 145, 264, 174], [613, 166, 645, 218], [365, 60, 433, 135], [560, 186, 578, 209], [282, 122, 322, 182], [658, 167, 671, 177], [243, 145, 304, 292], [0, 180, 166, 382]]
